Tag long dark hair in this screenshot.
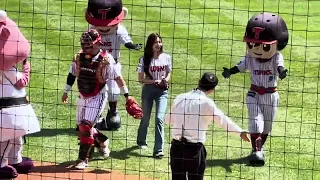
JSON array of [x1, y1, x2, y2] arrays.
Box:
[[143, 33, 163, 79]]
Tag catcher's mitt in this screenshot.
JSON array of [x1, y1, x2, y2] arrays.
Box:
[[154, 79, 169, 90], [125, 97, 143, 119]]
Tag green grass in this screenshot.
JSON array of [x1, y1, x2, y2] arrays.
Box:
[[2, 0, 320, 179]]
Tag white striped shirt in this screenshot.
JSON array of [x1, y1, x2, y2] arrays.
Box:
[[136, 53, 172, 80], [236, 52, 284, 88], [165, 89, 244, 144]]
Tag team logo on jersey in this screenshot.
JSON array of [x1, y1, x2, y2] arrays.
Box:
[[268, 76, 274, 82]]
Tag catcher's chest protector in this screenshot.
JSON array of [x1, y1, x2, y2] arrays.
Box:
[[74, 52, 109, 97]]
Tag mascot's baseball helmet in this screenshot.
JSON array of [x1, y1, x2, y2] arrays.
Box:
[[85, 0, 125, 26], [243, 12, 289, 51]]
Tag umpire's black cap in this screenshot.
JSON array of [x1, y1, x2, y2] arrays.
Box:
[[198, 72, 218, 91], [243, 12, 289, 50], [85, 0, 125, 26]]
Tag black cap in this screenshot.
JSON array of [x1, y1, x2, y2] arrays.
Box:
[[198, 72, 218, 91], [85, 0, 125, 26], [243, 12, 289, 50]]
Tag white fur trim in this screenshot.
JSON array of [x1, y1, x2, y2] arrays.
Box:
[[0, 10, 7, 23], [122, 7, 128, 18]]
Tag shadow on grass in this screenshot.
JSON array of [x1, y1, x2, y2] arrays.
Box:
[[30, 160, 110, 174], [103, 145, 155, 160], [27, 128, 76, 137], [207, 156, 249, 172]]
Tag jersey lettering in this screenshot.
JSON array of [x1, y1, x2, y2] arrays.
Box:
[[102, 41, 112, 46], [254, 70, 272, 75], [150, 66, 165, 72], [101, 41, 113, 52]]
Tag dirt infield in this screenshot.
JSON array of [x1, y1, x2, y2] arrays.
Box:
[[16, 161, 157, 180]]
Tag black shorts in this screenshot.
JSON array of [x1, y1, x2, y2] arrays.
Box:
[[170, 138, 207, 180]]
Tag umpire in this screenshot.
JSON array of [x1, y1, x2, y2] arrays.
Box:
[[165, 72, 250, 180]]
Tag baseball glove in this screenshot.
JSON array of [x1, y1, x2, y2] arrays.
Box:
[[155, 79, 169, 90], [125, 97, 143, 119]]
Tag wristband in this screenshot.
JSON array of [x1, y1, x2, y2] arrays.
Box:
[[121, 86, 129, 97], [64, 84, 72, 94]]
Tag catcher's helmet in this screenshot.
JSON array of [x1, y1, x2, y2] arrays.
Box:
[[85, 0, 125, 27], [243, 12, 289, 50], [80, 29, 101, 45]]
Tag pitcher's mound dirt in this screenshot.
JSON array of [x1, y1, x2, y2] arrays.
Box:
[[16, 161, 156, 180]]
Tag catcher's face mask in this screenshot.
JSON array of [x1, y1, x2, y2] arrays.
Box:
[[80, 29, 102, 54]]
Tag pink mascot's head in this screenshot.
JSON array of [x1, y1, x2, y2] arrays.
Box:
[[0, 10, 30, 70]]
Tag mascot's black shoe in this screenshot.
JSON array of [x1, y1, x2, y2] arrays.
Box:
[[248, 151, 265, 167], [94, 116, 108, 130], [9, 157, 34, 174], [95, 110, 121, 131], [0, 165, 18, 179]]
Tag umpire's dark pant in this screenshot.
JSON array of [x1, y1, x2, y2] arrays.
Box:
[[170, 138, 207, 180]]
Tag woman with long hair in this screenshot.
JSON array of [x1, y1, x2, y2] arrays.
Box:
[[136, 33, 172, 158]]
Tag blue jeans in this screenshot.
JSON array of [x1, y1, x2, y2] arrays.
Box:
[[137, 84, 169, 153]]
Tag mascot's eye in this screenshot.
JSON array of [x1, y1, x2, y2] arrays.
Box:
[[263, 44, 271, 52], [247, 42, 253, 49]]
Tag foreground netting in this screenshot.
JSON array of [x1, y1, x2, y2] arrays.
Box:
[[1, 0, 320, 179]]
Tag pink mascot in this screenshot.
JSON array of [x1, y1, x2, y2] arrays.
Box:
[[0, 10, 40, 179]]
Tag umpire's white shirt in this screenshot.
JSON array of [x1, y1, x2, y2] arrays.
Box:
[[165, 89, 244, 144]]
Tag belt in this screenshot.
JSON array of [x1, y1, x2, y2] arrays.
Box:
[[0, 96, 29, 109], [250, 84, 277, 95], [172, 138, 203, 145]]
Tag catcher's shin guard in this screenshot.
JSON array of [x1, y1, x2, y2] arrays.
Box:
[[78, 120, 95, 144], [94, 129, 109, 145], [78, 143, 95, 161]]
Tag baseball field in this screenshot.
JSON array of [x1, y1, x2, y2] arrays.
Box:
[[1, 0, 320, 179]]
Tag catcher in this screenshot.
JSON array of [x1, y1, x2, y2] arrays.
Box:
[[136, 33, 171, 158], [61, 29, 142, 169]]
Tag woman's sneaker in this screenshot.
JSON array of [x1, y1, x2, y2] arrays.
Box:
[[153, 151, 164, 159]]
